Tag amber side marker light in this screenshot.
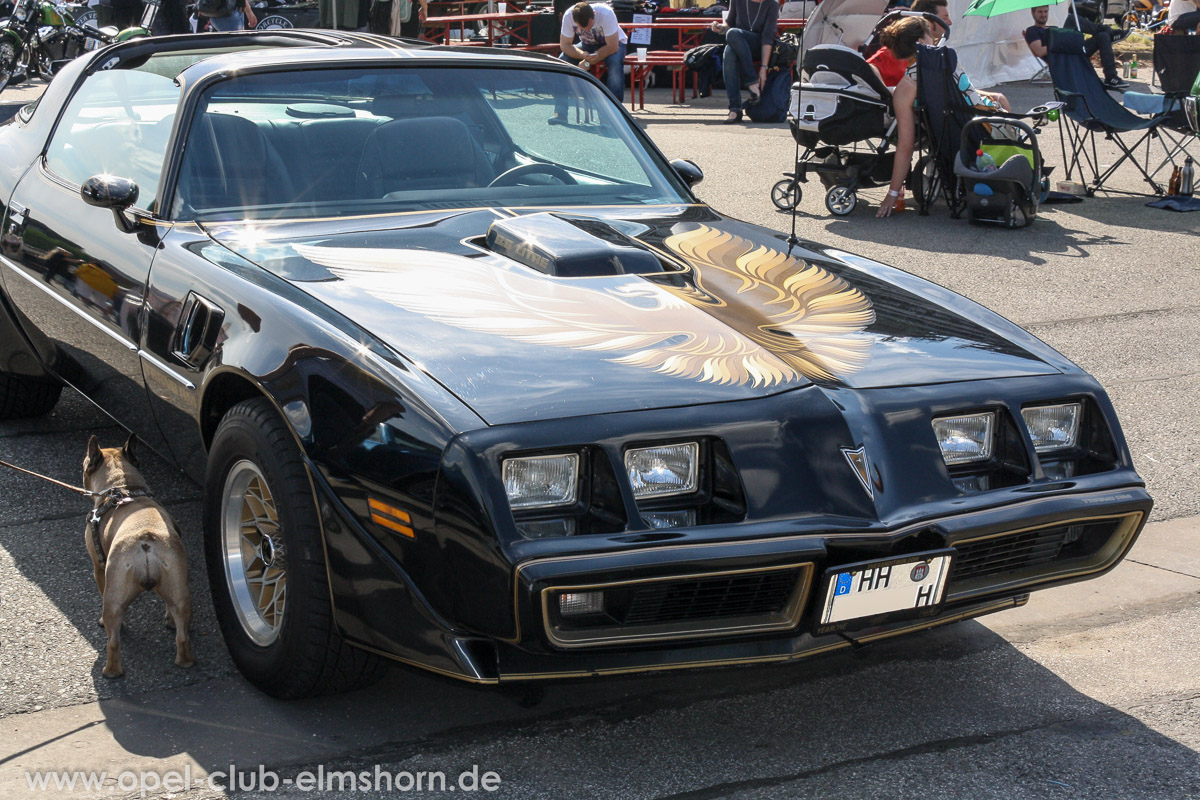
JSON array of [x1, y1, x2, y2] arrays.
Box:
[[368, 497, 414, 538]]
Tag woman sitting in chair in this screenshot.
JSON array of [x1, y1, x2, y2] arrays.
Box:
[[711, 0, 778, 124]]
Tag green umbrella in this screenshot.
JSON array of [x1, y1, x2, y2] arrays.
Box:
[[963, 0, 1080, 28]]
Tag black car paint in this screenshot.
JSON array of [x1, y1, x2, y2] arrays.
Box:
[[0, 33, 1152, 683], [208, 209, 1068, 426]]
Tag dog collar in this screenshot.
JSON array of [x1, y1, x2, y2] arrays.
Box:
[[89, 487, 152, 565]]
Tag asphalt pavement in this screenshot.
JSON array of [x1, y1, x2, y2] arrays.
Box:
[[0, 67, 1198, 800]]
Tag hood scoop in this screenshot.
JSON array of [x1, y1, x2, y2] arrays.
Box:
[[486, 213, 667, 277]]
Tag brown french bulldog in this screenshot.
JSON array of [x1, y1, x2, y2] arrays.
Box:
[[83, 435, 194, 679]]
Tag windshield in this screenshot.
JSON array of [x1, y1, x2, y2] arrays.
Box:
[[171, 66, 692, 221]]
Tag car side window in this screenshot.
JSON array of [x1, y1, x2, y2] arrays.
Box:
[[44, 70, 180, 213]]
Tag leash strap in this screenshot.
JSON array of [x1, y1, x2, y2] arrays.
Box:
[[0, 458, 154, 566], [0, 458, 96, 496]]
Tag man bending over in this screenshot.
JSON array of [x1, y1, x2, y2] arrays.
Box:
[[553, 1, 628, 122]]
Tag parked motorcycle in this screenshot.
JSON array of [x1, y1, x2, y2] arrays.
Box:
[[0, 0, 151, 93], [1120, 0, 1170, 32]]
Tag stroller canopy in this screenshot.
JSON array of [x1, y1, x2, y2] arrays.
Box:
[[802, 44, 893, 104]]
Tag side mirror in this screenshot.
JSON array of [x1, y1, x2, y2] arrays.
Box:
[[81, 174, 140, 233], [669, 158, 704, 188]]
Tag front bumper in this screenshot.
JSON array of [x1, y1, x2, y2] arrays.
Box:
[[491, 485, 1149, 681], [324, 460, 1149, 683]]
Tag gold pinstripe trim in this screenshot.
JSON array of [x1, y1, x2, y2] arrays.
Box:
[[540, 562, 815, 649]]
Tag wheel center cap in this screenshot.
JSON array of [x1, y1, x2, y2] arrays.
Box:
[[259, 536, 276, 567]]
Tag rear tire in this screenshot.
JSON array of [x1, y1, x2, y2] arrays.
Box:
[[204, 397, 387, 698], [0, 372, 63, 419]]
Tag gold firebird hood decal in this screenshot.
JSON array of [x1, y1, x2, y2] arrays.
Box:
[[293, 224, 875, 386]]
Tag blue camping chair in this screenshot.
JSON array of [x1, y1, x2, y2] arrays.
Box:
[[1045, 28, 1177, 196]]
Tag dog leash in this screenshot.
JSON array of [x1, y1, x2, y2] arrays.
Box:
[[0, 458, 148, 564], [0, 457, 99, 497]]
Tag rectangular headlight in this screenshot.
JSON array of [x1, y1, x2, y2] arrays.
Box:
[[1022, 402, 1081, 452], [932, 412, 995, 465], [625, 442, 699, 499], [503, 453, 579, 509]]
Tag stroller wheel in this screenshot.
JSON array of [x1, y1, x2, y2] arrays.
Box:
[[771, 179, 802, 211], [825, 186, 857, 216]]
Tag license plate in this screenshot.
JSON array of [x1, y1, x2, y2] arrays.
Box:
[[815, 550, 953, 634]]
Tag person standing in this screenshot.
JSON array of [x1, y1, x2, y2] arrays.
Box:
[[102, 0, 143, 30], [711, 0, 778, 123], [375, 0, 428, 39], [208, 0, 258, 30], [553, 1, 628, 122]]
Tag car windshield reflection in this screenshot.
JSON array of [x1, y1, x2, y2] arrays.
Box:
[[171, 67, 691, 221]]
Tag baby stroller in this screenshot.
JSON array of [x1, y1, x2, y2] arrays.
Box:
[[771, 43, 895, 216], [770, 10, 945, 216]]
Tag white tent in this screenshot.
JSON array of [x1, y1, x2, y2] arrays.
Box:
[[801, 0, 1069, 88], [802, 0, 890, 50], [948, 0, 1068, 87]]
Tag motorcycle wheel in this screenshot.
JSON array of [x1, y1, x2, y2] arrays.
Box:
[[0, 40, 16, 93], [31, 46, 52, 79]]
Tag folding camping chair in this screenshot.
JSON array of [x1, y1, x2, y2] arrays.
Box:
[[1135, 34, 1200, 178], [1022, 27, 1052, 85], [911, 42, 1055, 224], [1030, 57, 1052, 85], [911, 42, 972, 217], [1046, 28, 1177, 196], [1153, 34, 1200, 96]]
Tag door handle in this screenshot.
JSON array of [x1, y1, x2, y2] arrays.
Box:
[[5, 201, 27, 237], [171, 291, 225, 368]]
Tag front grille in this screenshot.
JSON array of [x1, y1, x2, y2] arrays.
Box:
[[620, 570, 800, 625], [543, 564, 813, 649], [948, 517, 1127, 595]]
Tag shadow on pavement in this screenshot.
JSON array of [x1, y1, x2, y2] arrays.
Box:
[[85, 618, 1200, 798]]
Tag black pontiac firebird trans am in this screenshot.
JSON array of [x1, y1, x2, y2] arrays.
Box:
[[0, 30, 1151, 698]]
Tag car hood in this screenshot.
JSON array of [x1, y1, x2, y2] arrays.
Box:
[[208, 206, 1064, 425]]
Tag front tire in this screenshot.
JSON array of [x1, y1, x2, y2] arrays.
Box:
[[204, 397, 387, 698], [0, 372, 63, 419]]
